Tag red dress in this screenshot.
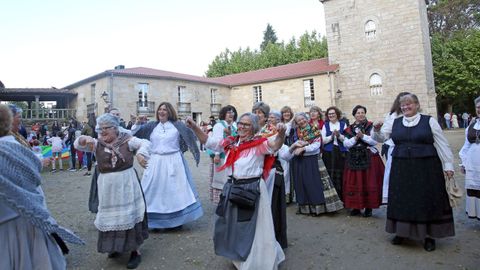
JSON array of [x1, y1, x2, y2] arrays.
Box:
[[342, 121, 384, 209]]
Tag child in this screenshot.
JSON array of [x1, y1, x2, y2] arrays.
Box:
[[31, 139, 43, 161], [47, 131, 66, 172]]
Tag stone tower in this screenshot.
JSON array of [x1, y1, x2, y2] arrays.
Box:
[[320, 0, 437, 120]]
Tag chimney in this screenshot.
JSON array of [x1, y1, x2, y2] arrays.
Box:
[[114, 65, 125, 70]]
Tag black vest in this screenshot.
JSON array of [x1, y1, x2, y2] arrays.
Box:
[[467, 119, 479, 144], [391, 115, 437, 158]]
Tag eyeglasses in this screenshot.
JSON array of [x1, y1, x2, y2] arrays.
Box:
[[99, 126, 114, 131], [327, 113, 337, 116], [237, 122, 252, 128]]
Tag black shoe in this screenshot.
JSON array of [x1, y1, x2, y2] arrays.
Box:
[[107, 252, 120, 258], [165, 225, 183, 232], [350, 209, 361, 216], [391, 236, 405, 245], [127, 252, 141, 269], [424, 238, 436, 252], [363, 208, 372, 217]]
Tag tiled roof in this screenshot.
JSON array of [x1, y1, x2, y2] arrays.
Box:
[[64, 58, 338, 89], [214, 58, 338, 86], [109, 67, 228, 86]]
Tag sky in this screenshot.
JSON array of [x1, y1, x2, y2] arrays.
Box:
[[1, 0, 326, 88]]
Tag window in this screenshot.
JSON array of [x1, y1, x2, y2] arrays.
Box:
[[303, 79, 315, 107], [369, 73, 383, 95], [253, 86, 262, 102], [90, 83, 96, 103], [178, 86, 186, 102], [210, 88, 218, 103], [365, 20, 376, 40], [137, 83, 149, 107]]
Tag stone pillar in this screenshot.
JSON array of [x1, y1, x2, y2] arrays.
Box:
[[35, 95, 40, 119]]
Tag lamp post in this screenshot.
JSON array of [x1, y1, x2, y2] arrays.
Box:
[[335, 89, 343, 99], [100, 91, 111, 113]]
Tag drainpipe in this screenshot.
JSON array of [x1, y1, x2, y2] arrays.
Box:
[[327, 72, 334, 106], [109, 72, 114, 110]]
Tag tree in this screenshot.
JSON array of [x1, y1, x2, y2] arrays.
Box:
[[205, 30, 328, 77], [431, 30, 480, 113], [260, 24, 278, 51], [427, 0, 480, 37]]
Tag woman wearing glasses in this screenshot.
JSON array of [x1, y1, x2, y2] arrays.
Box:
[[188, 113, 286, 270], [75, 113, 150, 269], [207, 105, 238, 204], [321, 106, 348, 199]]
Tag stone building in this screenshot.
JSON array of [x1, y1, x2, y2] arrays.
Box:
[[65, 59, 338, 122], [320, 0, 437, 120]]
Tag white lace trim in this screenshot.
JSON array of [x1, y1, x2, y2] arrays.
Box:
[[95, 215, 144, 232]]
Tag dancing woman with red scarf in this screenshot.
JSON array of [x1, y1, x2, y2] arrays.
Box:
[[282, 113, 343, 216], [187, 112, 286, 270]]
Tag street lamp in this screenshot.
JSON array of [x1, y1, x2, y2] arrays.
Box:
[[335, 89, 343, 99], [100, 91, 111, 112]]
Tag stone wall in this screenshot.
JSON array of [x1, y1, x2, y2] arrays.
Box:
[[229, 73, 336, 115], [73, 76, 231, 124], [321, 0, 437, 121]]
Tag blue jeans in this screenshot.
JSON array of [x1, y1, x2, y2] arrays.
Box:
[[445, 119, 451, 129]]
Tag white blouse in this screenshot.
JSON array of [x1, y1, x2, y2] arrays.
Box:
[[373, 113, 454, 171], [459, 118, 480, 173], [150, 121, 180, 154], [321, 121, 345, 146], [205, 136, 273, 179]]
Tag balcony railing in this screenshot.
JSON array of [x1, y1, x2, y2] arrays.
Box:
[[22, 108, 77, 120], [210, 103, 222, 115], [136, 101, 155, 115], [177, 102, 191, 115]]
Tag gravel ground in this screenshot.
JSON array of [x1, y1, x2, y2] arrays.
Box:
[[41, 129, 479, 270]]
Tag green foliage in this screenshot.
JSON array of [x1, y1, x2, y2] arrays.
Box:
[[431, 30, 480, 112], [206, 30, 328, 78], [427, 0, 480, 37], [260, 24, 278, 51]]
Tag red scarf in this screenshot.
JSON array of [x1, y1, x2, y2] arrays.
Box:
[[217, 136, 275, 180]]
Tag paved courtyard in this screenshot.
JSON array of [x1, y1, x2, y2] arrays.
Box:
[[41, 129, 479, 270]]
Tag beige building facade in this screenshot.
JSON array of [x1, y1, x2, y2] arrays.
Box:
[[320, 0, 437, 120]]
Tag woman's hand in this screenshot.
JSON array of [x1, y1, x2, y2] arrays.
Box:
[[373, 121, 383, 132], [276, 123, 286, 137], [333, 130, 340, 138], [137, 154, 148, 168], [185, 117, 196, 129], [444, 170, 454, 179], [355, 131, 364, 140], [294, 147, 305, 156]]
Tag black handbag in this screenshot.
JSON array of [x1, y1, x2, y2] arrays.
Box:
[[229, 185, 259, 209]]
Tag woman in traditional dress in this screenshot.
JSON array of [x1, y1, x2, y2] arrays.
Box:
[[374, 94, 455, 251], [452, 114, 459, 129], [207, 105, 238, 204], [75, 114, 149, 269], [133, 102, 203, 230], [374, 92, 410, 203], [321, 106, 348, 198], [309, 105, 324, 130], [286, 112, 343, 215], [0, 104, 84, 270], [189, 112, 286, 269], [280, 106, 294, 204], [343, 105, 384, 217], [459, 96, 480, 220]]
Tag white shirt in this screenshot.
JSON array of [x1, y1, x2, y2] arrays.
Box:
[[373, 113, 454, 171], [150, 121, 180, 154], [321, 121, 345, 146], [206, 136, 273, 179]]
